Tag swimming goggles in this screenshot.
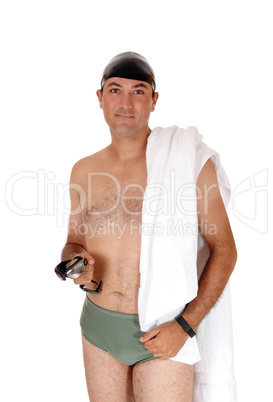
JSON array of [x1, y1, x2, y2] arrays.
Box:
[[54, 256, 102, 294]]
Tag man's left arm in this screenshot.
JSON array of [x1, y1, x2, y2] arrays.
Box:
[[140, 159, 237, 358]]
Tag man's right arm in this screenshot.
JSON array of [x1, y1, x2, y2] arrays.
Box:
[[60, 162, 95, 285]]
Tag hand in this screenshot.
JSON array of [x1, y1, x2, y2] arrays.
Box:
[[139, 321, 189, 359], [72, 253, 95, 286]]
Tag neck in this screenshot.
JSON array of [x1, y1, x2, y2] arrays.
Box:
[[108, 126, 151, 160]]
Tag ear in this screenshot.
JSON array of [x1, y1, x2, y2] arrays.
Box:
[[96, 89, 103, 109], [151, 92, 159, 112]]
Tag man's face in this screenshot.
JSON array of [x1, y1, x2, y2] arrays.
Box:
[[96, 77, 159, 136]]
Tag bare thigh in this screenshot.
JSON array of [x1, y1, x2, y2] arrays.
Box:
[[81, 335, 134, 402], [132, 358, 194, 402]]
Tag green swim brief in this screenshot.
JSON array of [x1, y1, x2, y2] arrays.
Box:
[[80, 295, 157, 366]]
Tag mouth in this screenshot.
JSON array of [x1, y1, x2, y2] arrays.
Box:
[[115, 113, 134, 119]]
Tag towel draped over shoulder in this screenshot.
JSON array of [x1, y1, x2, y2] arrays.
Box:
[[138, 126, 236, 401]]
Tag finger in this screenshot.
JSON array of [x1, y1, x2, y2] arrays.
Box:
[[146, 346, 159, 354], [85, 264, 95, 272], [148, 349, 169, 359], [82, 254, 95, 265], [70, 253, 95, 266], [144, 337, 159, 350], [84, 266, 95, 278], [150, 349, 170, 358], [145, 340, 163, 352], [139, 328, 160, 343]]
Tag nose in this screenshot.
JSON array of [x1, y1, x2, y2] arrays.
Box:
[[119, 91, 133, 109]]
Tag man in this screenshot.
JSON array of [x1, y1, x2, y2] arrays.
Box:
[[60, 52, 237, 401]]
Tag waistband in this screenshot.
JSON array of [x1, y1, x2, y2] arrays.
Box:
[[85, 295, 139, 319]]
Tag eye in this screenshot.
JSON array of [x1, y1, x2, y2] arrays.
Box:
[[110, 88, 120, 94], [133, 90, 144, 95]]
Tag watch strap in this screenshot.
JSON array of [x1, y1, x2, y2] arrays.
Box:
[[175, 315, 196, 338]]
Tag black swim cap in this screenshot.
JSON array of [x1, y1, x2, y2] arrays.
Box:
[[100, 52, 156, 91]]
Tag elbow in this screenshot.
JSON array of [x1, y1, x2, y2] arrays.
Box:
[[230, 242, 238, 272], [223, 240, 238, 275], [228, 232, 238, 268]]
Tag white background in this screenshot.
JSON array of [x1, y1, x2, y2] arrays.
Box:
[[1, 1, 272, 401]]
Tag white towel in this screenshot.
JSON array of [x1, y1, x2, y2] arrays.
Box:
[[138, 126, 236, 401]]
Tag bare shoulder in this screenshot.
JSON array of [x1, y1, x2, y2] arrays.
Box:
[[70, 146, 110, 184]]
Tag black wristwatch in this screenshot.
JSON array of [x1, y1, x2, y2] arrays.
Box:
[[175, 315, 196, 338]]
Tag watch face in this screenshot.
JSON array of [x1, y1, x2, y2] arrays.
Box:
[[66, 258, 86, 279]]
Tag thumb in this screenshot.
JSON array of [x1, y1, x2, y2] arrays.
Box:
[[83, 254, 95, 265], [139, 328, 159, 343]]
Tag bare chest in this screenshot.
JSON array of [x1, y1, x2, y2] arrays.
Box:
[[83, 167, 147, 230]]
